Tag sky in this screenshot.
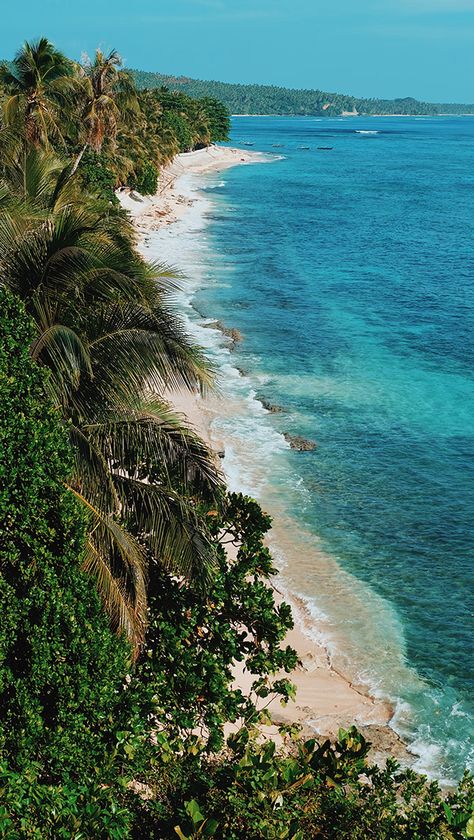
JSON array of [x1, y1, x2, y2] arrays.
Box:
[[1, 0, 474, 103]]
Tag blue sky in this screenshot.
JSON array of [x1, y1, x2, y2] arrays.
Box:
[[1, 0, 474, 102]]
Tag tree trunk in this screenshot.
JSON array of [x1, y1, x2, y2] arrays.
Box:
[[70, 143, 88, 176]]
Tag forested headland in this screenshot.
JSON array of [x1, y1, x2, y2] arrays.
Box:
[[0, 37, 473, 838], [131, 70, 474, 117]]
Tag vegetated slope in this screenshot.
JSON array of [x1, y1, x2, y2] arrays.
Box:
[[131, 69, 474, 116], [436, 102, 474, 114]]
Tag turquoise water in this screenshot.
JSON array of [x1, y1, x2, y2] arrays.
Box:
[[190, 117, 473, 780]]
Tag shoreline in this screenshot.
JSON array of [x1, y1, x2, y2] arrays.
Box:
[[118, 145, 413, 767]]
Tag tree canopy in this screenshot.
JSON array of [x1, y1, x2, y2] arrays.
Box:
[[130, 70, 472, 116]]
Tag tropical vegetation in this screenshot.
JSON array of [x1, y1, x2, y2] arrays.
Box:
[[131, 70, 474, 116], [0, 36, 473, 838]]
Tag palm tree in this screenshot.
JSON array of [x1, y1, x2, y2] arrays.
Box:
[[71, 49, 137, 173], [0, 38, 75, 148], [0, 150, 221, 654]]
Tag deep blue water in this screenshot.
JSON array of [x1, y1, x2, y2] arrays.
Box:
[[193, 117, 474, 779]]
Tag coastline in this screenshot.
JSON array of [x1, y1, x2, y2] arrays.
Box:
[[118, 145, 412, 766]]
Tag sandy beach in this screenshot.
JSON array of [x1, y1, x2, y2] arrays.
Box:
[[118, 145, 411, 766]]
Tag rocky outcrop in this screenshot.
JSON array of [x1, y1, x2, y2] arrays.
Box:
[[284, 433, 317, 451]]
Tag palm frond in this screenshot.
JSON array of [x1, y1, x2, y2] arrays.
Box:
[[82, 540, 142, 659], [84, 398, 221, 499], [67, 484, 147, 655], [85, 301, 213, 396], [113, 474, 217, 583], [69, 424, 120, 514]]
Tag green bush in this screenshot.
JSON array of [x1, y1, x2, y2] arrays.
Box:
[[131, 726, 474, 839], [77, 147, 118, 203], [0, 764, 132, 839], [134, 494, 297, 752], [200, 97, 231, 142], [129, 160, 159, 195], [0, 291, 136, 833]]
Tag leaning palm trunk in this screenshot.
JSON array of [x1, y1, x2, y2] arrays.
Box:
[[70, 142, 88, 176]]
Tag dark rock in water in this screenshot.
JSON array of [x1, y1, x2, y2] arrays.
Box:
[[260, 398, 285, 414], [203, 320, 243, 344], [284, 433, 317, 451], [223, 326, 243, 343]]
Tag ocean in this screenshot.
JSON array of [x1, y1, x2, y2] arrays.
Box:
[[151, 116, 474, 782]]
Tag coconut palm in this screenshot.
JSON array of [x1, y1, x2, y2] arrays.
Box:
[[71, 49, 138, 175], [0, 150, 221, 654], [0, 38, 75, 148]]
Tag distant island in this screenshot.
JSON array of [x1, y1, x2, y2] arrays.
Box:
[[131, 69, 474, 117]]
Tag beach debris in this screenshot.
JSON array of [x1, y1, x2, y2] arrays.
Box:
[[284, 433, 317, 451]]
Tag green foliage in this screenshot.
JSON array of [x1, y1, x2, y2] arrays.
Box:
[[161, 108, 195, 153], [131, 726, 474, 839], [200, 97, 230, 141], [134, 493, 297, 752], [129, 159, 159, 194], [78, 147, 119, 203], [130, 70, 440, 117], [0, 291, 138, 832], [174, 800, 219, 839], [0, 764, 132, 839], [86, 81, 230, 183]]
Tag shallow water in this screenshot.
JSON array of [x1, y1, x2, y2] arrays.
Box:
[[151, 117, 474, 781]]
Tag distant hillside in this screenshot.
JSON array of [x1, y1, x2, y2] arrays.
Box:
[[130, 70, 474, 117], [436, 103, 474, 115]]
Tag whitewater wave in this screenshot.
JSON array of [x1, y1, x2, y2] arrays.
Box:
[[203, 180, 226, 189]]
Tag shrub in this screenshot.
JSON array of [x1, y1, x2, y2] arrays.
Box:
[[130, 727, 474, 839], [77, 148, 118, 203], [200, 97, 231, 142], [129, 160, 159, 195], [0, 764, 132, 839], [134, 493, 297, 752], [0, 291, 136, 833]]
